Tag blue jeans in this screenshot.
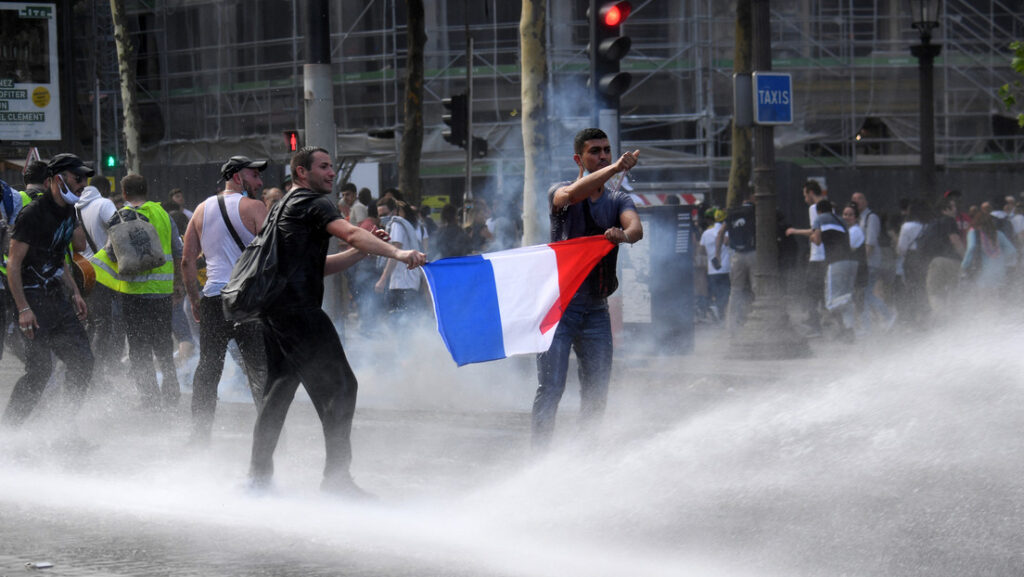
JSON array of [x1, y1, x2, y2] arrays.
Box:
[[707, 273, 730, 315], [861, 266, 893, 331], [533, 293, 612, 450]]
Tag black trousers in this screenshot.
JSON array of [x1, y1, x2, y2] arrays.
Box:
[[804, 260, 826, 330], [2, 289, 94, 426], [84, 283, 124, 381], [121, 294, 178, 407], [250, 307, 358, 484], [190, 295, 266, 437]]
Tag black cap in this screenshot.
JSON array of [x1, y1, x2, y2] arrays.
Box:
[[47, 153, 95, 178], [221, 155, 268, 180]]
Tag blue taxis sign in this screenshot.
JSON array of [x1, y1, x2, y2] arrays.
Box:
[[752, 72, 793, 125]]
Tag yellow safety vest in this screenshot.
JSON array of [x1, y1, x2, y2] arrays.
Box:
[[1, 190, 38, 276], [89, 201, 174, 295], [19, 189, 39, 206]]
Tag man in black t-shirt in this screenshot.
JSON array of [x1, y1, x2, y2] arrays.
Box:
[[926, 197, 966, 316], [2, 154, 94, 428], [248, 146, 425, 497]]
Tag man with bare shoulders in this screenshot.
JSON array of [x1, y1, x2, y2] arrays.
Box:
[[181, 156, 270, 445]]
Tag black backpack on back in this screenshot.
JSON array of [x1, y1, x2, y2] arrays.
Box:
[[914, 219, 946, 260], [726, 202, 756, 252], [221, 188, 301, 322]]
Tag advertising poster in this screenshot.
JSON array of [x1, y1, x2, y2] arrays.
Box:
[[0, 2, 61, 140]]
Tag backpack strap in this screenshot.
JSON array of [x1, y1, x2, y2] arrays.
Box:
[[217, 194, 246, 251], [75, 206, 99, 254]]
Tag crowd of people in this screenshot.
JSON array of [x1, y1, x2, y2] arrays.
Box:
[[696, 181, 1023, 340], [0, 145, 558, 496]]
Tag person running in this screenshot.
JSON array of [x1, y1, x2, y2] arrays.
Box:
[[248, 146, 425, 496]]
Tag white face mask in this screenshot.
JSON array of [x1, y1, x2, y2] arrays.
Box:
[[57, 175, 81, 204]]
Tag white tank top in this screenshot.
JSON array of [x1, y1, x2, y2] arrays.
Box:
[[200, 193, 256, 297]]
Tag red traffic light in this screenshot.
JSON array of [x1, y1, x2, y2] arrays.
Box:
[[284, 129, 299, 152], [600, 1, 631, 28]]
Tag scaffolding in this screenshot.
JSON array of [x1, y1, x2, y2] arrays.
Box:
[[70, 0, 1024, 197]]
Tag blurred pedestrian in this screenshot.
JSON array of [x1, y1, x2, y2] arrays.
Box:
[[961, 210, 1017, 300], [433, 203, 470, 259], [717, 191, 756, 332], [785, 180, 827, 335], [702, 209, 729, 321], [851, 192, 895, 332], [375, 199, 425, 330]]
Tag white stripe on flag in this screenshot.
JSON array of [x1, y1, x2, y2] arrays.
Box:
[[484, 245, 560, 357]]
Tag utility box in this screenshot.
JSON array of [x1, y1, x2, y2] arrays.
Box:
[[618, 204, 696, 355]]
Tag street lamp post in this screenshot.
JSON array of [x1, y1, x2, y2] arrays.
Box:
[[909, 0, 941, 198]]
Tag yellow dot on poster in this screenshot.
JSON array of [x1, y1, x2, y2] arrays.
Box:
[[32, 87, 51, 108]]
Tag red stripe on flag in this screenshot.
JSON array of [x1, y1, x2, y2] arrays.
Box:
[[538, 236, 615, 334]]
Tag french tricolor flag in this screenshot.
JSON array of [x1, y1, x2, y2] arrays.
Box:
[[423, 236, 614, 366]]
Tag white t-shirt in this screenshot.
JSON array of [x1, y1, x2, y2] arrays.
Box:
[[848, 223, 865, 249], [1010, 213, 1024, 236], [809, 205, 825, 262], [387, 216, 423, 290], [700, 222, 730, 274]]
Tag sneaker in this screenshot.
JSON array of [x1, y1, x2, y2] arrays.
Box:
[[320, 475, 377, 501]]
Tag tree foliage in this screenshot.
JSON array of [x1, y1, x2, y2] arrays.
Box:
[[998, 41, 1024, 127]]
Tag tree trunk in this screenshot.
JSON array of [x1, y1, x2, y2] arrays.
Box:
[[520, 0, 549, 246], [399, 0, 426, 205], [110, 0, 141, 175], [726, 0, 753, 210]]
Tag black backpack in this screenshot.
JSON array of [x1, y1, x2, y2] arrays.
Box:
[[221, 188, 300, 322], [914, 220, 946, 260], [726, 203, 756, 252]]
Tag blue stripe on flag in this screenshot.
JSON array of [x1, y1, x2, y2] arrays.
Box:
[[423, 255, 505, 366]]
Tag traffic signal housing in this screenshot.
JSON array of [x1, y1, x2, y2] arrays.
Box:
[[283, 129, 302, 152], [590, 1, 633, 109], [442, 93, 468, 148], [471, 136, 488, 158]]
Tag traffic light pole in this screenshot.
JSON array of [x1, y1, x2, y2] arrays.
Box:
[[304, 0, 336, 164], [598, 108, 620, 157], [464, 36, 474, 218]]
